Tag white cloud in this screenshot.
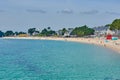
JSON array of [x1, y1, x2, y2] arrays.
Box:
[[57, 9, 73, 14], [80, 10, 99, 15], [26, 9, 47, 14], [106, 11, 120, 15]]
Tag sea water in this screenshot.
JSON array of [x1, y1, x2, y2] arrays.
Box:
[[0, 39, 120, 80]]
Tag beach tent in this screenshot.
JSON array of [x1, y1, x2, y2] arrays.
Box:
[[106, 34, 112, 40], [112, 37, 118, 40]]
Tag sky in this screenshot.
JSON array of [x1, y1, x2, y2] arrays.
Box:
[[0, 0, 120, 31]]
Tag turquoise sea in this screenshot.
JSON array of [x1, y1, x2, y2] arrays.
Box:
[[0, 39, 120, 80]]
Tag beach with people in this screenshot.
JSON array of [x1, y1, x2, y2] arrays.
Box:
[[3, 37, 120, 53]]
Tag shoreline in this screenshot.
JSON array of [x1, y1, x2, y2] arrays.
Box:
[[2, 37, 120, 53]]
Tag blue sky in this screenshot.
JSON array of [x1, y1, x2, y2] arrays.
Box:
[[0, 0, 120, 31]]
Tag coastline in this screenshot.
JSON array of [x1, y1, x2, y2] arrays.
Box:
[[2, 37, 120, 53]]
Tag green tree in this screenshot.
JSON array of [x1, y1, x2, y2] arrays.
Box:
[[110, 19, 120, 30], [105, 24, 111, 27], [28, 28, 36, 36], [0, 31, 4, 37], [47, 27, 51, 31], [18, 32, 26, 35], [41, 28, 48, 36], [14, 32, 19, 36], [48, 30, 56, 36], [40, 28, 56, 36], [35, 31, 39, 34], [14, 31, 27, 36], [71, 25, 94, 37], [5, 30, 14, 36], [62, 28, 67, 35]]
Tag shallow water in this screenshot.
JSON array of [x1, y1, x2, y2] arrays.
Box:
[[0, 39, 120, 80]]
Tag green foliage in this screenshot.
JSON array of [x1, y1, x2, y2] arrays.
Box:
[[14, 32, 19, 36], [0, 25, 95, 37], [110, 19, 120, 30], [71, 25, 94, 37], [61, 28, 68, 35], [18, 32, 26, 34], [47, 27, 51, 30], [40, 28, 48, 36], [0, 31, 4, 37], [14, 31, 26, 36], [5, 30, 14, 36], [28, 28, 36, 36], [105, 24, 111, 27], [40, 28, 57, 36]]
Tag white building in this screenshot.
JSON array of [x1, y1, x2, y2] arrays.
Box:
[[63, 28, 74, 37], [93, 26, 115, 36]]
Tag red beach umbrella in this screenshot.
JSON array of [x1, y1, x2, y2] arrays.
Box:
[[106, 34, 112, 40]]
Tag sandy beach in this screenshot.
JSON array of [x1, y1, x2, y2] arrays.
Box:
[[2, 37, 120, 53]]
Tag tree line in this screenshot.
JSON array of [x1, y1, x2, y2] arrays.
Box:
[[0, 25, 95, 37], [0, 30, 27, 37], [0, 19, 120, 37]]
